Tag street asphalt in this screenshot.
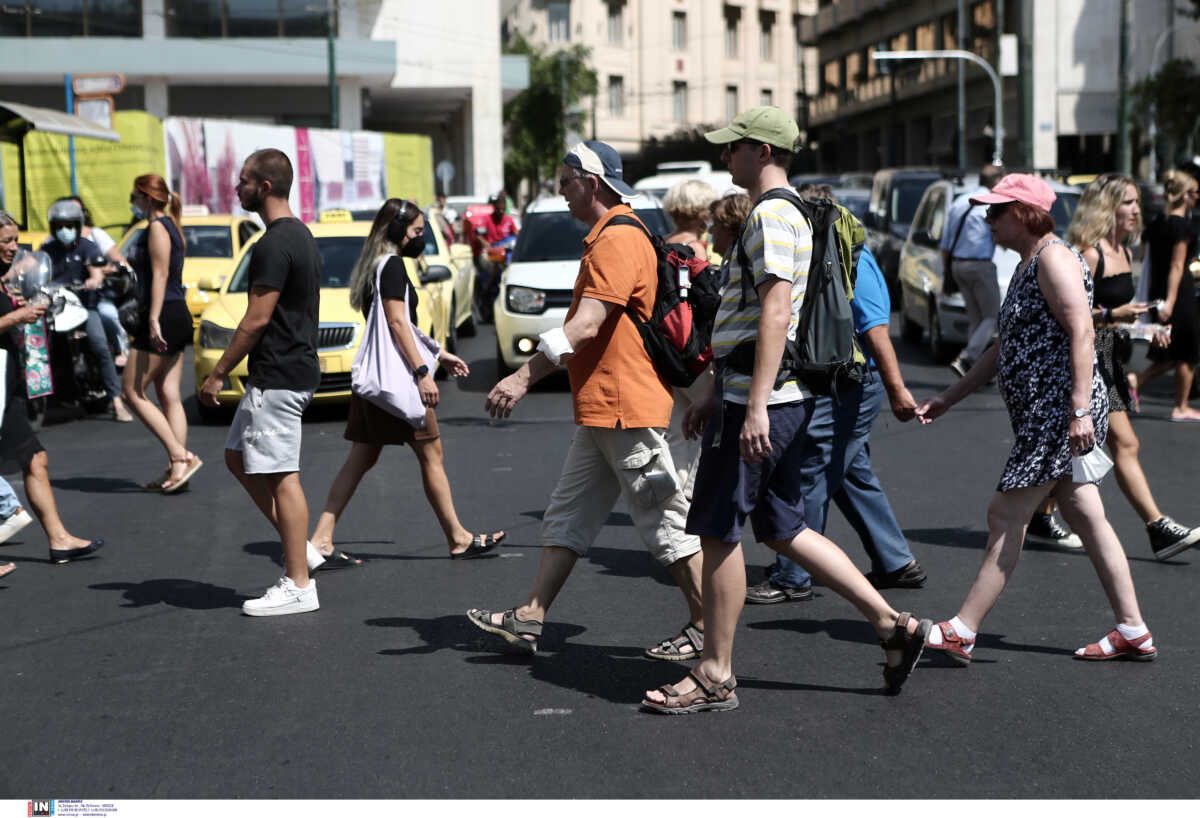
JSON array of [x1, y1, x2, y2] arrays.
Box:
[[1, 321, 1198, 799]]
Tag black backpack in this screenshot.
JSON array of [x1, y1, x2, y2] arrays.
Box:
[[725, 189, 867, 396], [597, 214, 723, 387]]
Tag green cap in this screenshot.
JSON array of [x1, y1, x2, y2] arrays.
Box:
[[704, 106, 799, 152]]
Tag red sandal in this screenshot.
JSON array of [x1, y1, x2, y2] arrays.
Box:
[[925, 620, 974, 666], [1074, 628, 1156, 661]]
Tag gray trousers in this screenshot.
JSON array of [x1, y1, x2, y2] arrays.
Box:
[[951, 259, 1000, 362]]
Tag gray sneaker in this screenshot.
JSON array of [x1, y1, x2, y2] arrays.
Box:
[[1147, 516, 1200, 561]]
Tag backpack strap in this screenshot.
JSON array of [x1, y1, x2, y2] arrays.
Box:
[[947, 198, 974, 259], [598, 213, 656, 321], [734, 188, 813, 310]]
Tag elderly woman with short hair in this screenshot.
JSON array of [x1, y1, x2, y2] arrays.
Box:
[[916, 174, 1156, 664], [662, 179, 718, 260]]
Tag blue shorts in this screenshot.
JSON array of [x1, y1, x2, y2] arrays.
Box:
[[685, 399, 815, 544]]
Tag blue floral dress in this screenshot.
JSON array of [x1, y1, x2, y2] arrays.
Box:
[[995, 240, 1108, 492]]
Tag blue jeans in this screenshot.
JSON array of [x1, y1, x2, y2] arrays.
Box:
[[84, 308, 122, 399], [769, 375, 915, 590], [0, 476, 21, 518], [95, 297, 128, 357]]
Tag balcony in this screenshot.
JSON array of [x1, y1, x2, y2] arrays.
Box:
[[814, 0, 897, 37]]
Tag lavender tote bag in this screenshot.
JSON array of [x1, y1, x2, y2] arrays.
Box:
[[351, 255, 440, 428]]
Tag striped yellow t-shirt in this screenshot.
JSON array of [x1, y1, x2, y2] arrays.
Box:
[[712, 191, 814, 404]]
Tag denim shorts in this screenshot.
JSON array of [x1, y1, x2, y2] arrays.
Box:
[[224, 386, 312, 474], [685, 399, 814, 545]]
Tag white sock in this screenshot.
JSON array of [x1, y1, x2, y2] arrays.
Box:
[[1116, 622, 1150, 643], [927, 616, 976, 653], [305, 540, 325, 571]]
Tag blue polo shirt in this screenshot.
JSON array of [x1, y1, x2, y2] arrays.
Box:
[[852, 245, 889, 370]]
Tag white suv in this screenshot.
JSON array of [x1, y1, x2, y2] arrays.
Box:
[[494, 194, 673, 373]]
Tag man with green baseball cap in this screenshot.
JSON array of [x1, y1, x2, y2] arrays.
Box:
[[704, 105, 800, 152]]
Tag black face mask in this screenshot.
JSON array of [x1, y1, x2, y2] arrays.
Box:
[[386, 217, 425, 258]]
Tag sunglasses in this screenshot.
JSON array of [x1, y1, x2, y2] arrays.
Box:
[[985, 202, 1013, 221]]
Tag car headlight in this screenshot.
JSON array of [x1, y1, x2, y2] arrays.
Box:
[[506, 285, 546, 314], [198, 320, 236, 349]]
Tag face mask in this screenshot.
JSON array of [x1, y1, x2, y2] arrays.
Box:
[[56, 227, 77, 246], [400, 234, 425, 258], [130, 204, 147, 220]]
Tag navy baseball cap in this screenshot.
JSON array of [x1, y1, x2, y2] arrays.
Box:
[[563, 141, 636, 199]]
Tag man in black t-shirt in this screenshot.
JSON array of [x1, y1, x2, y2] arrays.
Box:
[[200, 148, 322, 617]]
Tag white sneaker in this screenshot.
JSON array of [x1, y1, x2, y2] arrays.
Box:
[[242, 576, 319, 617], [305, 540, 326, 571], [0, 508, 34, 545]]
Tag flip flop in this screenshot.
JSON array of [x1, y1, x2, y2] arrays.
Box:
[[450, 531, 506, 559], [315, 549, 363, 571], [1169, 412, 1200, 423]]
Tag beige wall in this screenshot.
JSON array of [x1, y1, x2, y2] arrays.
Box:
[[505, 0, 811, 154]]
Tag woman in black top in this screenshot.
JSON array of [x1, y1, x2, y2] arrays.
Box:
[[0, 211, 105, 565], [1065, 174, 1200, 560], [1132, 169, 1200, 421], [121, 174, 203, 494], [307, 199, 504, 567]]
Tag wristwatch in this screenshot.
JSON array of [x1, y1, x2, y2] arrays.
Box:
[[413, 364, 430, 379], [1072, 407, 1089, 419]]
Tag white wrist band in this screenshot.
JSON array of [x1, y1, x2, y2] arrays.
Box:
[[537, 328, 574, 365]]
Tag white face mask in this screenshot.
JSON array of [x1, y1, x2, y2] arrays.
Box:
[[56, 227, 77, 246]]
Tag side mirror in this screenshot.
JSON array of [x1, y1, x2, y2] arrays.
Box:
[[196, 273, 226, 291], [419, 264, 453, 284]]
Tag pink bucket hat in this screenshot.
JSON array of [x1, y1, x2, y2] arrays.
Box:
[[970, 173, 1056, 212]]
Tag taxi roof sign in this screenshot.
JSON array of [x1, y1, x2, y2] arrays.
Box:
[[318, 208, 353, 223], [73, 73, 126, 97], [181, 204, 211, 217]]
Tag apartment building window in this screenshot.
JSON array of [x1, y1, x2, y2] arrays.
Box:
[[972, 0, 996, 54], [889, 31, 909, 51], [761, 89, 773, 106], [163, 1, 331, 38], [725, 85, 739, 121], [548, 1, 570, 43], [607, 1, 624, 46], [673, 81, 688, 122], [2, 0, 143, 36], [723, 5, 740, 58], [845, 51, 863, 91], [915, 21, 935, 50], [821, 61, 840, 95], [759, 11, 775, 61], [608, 75, 625, 118], [672, 11, 686, 51]]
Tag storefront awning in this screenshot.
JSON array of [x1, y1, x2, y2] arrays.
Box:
[[0, 100, 119, 142]]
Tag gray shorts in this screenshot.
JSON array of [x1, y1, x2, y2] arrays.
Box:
[[224, 386, 312, 474]]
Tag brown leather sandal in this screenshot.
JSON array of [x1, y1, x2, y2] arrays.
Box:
[[880, 612, 933, 695], [161, 453, 204, 494], [645, 623, 704, 662], [641, 667, 738, 715]]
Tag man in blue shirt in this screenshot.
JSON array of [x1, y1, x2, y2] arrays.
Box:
[[746, 239, 927, 601], [940, 165, 1005, 376]]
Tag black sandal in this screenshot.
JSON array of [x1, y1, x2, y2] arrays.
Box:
[[880, 612, 933, 695], [451, 531, 505, 559], [466, 607, 542, 654]]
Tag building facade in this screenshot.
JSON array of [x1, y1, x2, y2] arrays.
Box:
[[801, 0, 1200, 175], [502, 0, 818, 157], [0, 1, 529, 197]]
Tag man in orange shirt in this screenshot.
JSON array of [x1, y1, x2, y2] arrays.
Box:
[[467, 141, 705, 660]]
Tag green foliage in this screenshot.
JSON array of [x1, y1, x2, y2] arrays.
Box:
[[1130, 58, 1200, 159], [503, 33, 597, 194]]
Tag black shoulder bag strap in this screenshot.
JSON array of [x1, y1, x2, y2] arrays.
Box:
[[947, 198, 973, 260]]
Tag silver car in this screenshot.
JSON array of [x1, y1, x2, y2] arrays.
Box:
[[896, 176, 1080, 361]]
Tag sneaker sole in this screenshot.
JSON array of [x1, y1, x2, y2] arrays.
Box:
[[1026, 533, 1084, 550], [0, 513, 34, 545], [242, 599, 319, 617], [1153, 529, 1200, 561], [468, 612, 537, 654]]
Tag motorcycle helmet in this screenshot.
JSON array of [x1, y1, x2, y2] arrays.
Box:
[[48, 199, 84, 246]]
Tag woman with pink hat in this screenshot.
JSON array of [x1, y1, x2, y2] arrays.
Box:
[[915, 173, 1156, 665]]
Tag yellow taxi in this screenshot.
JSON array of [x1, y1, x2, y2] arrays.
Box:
[[118, 209, 262, 326], [192, 216, 450, 415], [16, 230, 48, 252], [419, 207, 476, 352]]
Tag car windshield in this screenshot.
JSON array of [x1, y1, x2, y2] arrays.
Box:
[[512, 209, 675, 262], [836, 192, 870, 221], [891, 179, 936, 227], [182, 225, 233, 258], [1051, 193, 1079, 236], [227, 235, 365, 292]]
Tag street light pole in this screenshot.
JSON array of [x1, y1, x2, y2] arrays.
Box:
[[327, 0, 339, 129], [873, 49, 1005, 166]]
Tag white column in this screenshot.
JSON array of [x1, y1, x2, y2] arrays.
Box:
[[143, 0, 165, 38], [338, 79, 362, 130], [144, 78, 169, 118]]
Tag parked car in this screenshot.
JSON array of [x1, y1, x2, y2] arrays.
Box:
[[790, 172, 874, 190], [493, 195, 673, 374], [829, 186, 871, 222], [633, 160, 741, 199], [863, 167, 944, 302], [118, 209, 262, 327], [896, 176, 1082, 361], [192, 219, 446, 416]]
